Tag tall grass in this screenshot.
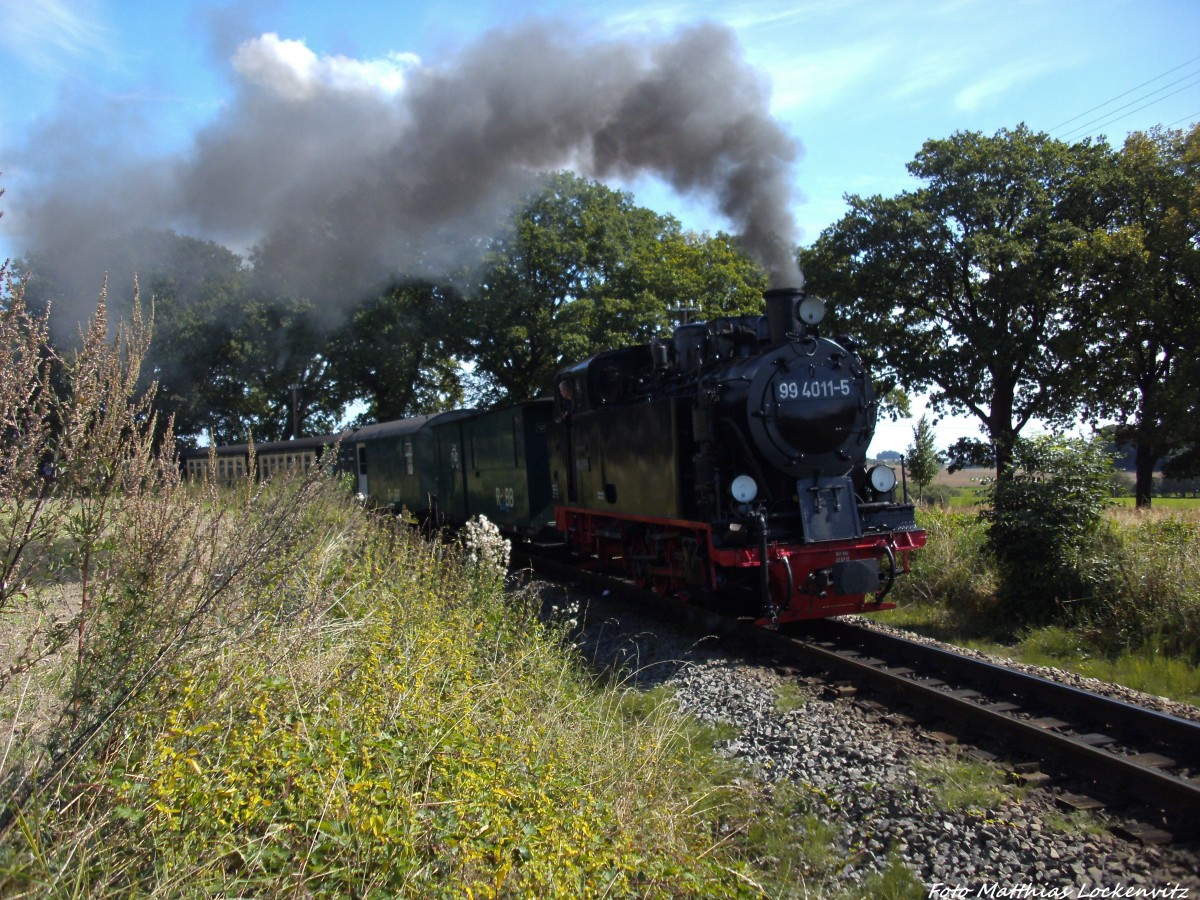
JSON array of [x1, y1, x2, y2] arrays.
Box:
[[1079, 510, 1200, 658], [883, 506, 1003, 640], [1, 522, 766, 896]]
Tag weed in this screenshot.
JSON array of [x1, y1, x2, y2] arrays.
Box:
[[854, 852, 926, 900], [912, 755, 1011, 814], [1042, 807, 1107, 838], [774, 681, 808, 715]]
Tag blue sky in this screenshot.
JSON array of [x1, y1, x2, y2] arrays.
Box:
[[1, 0, 1198, 452]]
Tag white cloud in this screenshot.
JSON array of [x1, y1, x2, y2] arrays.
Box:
[[232, 33, 420, 101], [0, 0, 115, 73], [954, 58, 1056, 112]]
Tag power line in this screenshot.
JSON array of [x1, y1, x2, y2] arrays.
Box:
[[1059, 73, 1200, 140], [1049, 54, 1200, 133], [1166, 110, 1200, 129]]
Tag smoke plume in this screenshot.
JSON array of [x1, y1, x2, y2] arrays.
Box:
[[11, 19, 802, 327]]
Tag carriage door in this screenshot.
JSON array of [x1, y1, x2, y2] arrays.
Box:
[[356, 443, 368, 496], [558, 376, 581, 504]]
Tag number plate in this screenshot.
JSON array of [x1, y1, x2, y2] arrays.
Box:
[[778, 379, 851, 400]]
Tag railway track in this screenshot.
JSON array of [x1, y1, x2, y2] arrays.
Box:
[[519, 551, 1200, 840], [780, 619, 1200, 840]]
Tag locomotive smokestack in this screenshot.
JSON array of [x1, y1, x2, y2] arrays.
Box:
[[764, 287, 802, 347]]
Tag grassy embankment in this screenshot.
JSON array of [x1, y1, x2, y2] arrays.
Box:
[[0, 471, 741, 897], [881, 469, 1200, 705], [1, 472, 945, 898]]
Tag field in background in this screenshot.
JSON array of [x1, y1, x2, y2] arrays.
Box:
[[907, 466, 1200, 510]]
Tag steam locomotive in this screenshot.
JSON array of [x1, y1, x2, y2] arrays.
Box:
[[184, 287, 925, 625]]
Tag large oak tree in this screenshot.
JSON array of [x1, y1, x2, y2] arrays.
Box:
[[803, 125, 1113, 479], [1078, 124, 1200, 506], [466, 171, 766, 403], [325, 280, 469, 424]]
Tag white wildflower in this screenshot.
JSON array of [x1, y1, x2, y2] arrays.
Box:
[[463, 515, 510, 576]]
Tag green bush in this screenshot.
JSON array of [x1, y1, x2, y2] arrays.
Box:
[[981, 435, 1115, 623]]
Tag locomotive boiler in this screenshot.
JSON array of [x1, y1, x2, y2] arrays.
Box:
[[549, 287, 926, 625]]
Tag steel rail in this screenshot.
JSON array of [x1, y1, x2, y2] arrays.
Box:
[[760, 626, 1200, 831], [816, 619, 1200, 751]]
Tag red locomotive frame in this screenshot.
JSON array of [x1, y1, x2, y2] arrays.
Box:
[[557, 505, 927, 626]]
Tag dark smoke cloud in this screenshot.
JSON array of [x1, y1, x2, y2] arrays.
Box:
[[13, 18, 802, 329]]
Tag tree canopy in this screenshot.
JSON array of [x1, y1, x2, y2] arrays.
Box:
[[804, 125, 1116, 479], [17, 126, 1197, 482], [905, 415, 942, 501], [1075, 124, 1200, 505], [14, 171, 769, 443], [466, 171, 765, 403], [325, 280, 469, 425]]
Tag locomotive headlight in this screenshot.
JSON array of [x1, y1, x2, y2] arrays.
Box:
[[730, 474, 758, 503], [868, 465, 897, 494], [796, 295, 825, 326]]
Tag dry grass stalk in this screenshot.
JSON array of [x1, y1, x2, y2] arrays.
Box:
[[1, 271, 347, 833]]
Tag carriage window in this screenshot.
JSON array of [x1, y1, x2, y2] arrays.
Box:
[[404, 441, 414, 476], [358, 445, 367, 475]]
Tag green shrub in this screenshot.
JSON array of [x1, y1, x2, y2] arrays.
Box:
[[981, 435, 1115, 623]]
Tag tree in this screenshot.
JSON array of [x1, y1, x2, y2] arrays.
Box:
[[905, 415, 942, 501], [326, 280, 468, 423], [466, 172, 766, 403], [129, 232, 252, 444], [17, 230, 353, 445], [1077, 124, 1200, 507], [213, 293, 344, 442], [17, 231, 245, 444], [803, 125, 1113, 481]]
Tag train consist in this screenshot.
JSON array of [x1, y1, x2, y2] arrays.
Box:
[[183, 287, 925, 625]]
